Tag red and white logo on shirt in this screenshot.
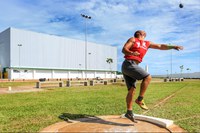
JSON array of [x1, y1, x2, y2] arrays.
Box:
[[136, 42, 147, 50]]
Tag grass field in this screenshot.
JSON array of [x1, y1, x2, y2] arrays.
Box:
[[0, 79, 199, 132], [0, 81, 35, 88]]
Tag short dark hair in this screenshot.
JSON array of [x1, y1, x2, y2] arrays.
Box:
[[134, 30, 146, 38]]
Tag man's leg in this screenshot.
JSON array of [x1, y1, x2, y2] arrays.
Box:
[[139, 75, 151, 97], [125, 87, 137, 123], [126, 87, 136, 110], [135, 75, 151, 110]]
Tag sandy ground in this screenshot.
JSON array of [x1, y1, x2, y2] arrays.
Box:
[[0, 85, 43, 94], [40, 115, 186, 132]]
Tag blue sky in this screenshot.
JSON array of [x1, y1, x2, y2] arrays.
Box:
[[0, 0, 200, 75]]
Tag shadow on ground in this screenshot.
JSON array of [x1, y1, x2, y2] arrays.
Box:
[[58, 113, 133, 126]]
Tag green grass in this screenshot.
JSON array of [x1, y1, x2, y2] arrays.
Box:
[[145, 80, 200, 132], [0, 82, 35, 88], [0, 80, 199, 132]]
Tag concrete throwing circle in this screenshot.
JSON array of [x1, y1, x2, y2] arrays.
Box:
[[40, 115, 185, 132]]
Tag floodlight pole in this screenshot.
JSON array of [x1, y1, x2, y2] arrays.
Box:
[[18, 44, 22, 79], [81, 14, 91, 79], [169, 43, 172, 78], [166, 70, 168, 78], [79, 64, 82, 78], [171, 47, 172, 78]]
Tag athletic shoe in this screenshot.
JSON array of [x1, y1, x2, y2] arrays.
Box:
[[135, 99, 149, 110], [125, 113, 138, 123]]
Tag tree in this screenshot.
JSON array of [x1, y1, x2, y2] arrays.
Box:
[[180, 65, 184, 77], [117, 71, 122, 75], [180, 65, 184, 73], [186, 68, 191, 78], [106, 58, 113, 78], [186, 68, 191, 71], [106, 58, 113, 68]]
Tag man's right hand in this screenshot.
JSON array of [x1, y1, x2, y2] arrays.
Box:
[[131, 51, 140, 56]]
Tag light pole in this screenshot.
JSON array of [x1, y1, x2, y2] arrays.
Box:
[[18, 44, 22, 79], [166, 70, 169, 78], [79, 64, 82, 79], [88, 52, 91, 69], [169, 43, 172, 78], [81, 14, 91, 79]]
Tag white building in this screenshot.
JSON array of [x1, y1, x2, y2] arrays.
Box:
[[0, 27, 117, 79]]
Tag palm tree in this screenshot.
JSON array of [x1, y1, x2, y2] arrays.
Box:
[[106, 58, 113, 78], [186, 68, 191, 78], [186, 68, 191, 71], [180, 65, 184, 77]]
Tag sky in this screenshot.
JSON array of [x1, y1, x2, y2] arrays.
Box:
[[0, 0, 200, 75]]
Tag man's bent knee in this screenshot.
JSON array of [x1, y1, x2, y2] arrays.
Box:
[[144, 75, 152, 82], [128, 87, 136, 93]]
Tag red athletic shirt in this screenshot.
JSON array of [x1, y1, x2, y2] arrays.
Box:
[[124, 38, 150, 63]]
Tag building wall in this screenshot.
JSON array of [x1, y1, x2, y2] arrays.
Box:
[[0, 28, 10, 71], [9, 27, 117, 71], [8, 68, 116, 79], [1, 27, 117, 79]]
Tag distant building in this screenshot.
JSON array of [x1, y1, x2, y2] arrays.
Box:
[[153, 72, 200, 79], [0, 27, 117, 79]]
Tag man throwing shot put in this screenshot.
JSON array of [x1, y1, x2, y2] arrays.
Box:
[[122, 30, 183, 122]]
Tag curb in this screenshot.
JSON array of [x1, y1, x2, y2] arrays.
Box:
[[121, 113, 173, 128]]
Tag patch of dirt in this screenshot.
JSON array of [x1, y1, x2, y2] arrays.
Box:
[[0, 85, 42, 94], [40, 115, 184, 132]]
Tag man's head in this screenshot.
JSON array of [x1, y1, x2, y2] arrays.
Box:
[[134, 30, 146, 38]]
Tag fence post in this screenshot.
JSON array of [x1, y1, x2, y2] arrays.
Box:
[[90, 80, 94, 86], [84, 81, 88, 86], [104, 80, 108, 85], [59, 81, 63, 87], [36, 82, 41, 88], [66, 81, 71, 87]]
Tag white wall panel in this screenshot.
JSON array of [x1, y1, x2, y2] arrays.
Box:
[[69, 71, 79, 78], [34, 70, 52, 79], [1, 27, 117, 79], [95, 72, 106, 79], [53, 70, 68, 79], [0, 28, 10, 71], [20, 70, 33, 79], [9, 28, 117, 71], [86, 71, 95, 78], [87, 42, 117, 71], [9, 28, 86, 70]]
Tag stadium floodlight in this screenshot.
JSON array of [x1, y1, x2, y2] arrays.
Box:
[[81, 14, 92, 79]]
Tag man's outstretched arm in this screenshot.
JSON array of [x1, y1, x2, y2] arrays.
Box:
[[149, 42, 183, 51]]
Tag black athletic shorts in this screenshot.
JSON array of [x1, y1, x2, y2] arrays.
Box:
[[122, 60, 149, 90]]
